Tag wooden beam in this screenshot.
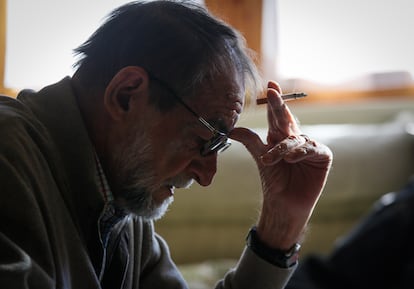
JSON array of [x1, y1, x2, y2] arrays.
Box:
[[0, 0, 6, 94], [205, 0, 262, 60], [0, 0, 16, 96]]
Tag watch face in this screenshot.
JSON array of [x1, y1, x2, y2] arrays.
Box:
[[285, 243, 302, 258]]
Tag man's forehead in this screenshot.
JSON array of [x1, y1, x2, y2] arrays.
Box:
[[184, 71, 244, 129], [198, 74, 244, 105], [196, 94, 243, 132]]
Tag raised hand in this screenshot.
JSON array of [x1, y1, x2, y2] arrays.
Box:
[[230, 81, 333, 250]]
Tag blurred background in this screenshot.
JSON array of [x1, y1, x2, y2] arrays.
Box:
[[1, 0, 414, 286]]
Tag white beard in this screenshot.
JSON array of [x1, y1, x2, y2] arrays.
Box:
[[109, 128, 193, 221]]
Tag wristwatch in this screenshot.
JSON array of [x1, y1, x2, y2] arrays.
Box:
[[246, 226, 301, 268]]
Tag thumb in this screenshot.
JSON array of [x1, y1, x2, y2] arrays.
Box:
[[229, 127, 266, 158]]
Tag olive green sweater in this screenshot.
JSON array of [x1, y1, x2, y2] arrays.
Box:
[[0, 78, 294, 289]]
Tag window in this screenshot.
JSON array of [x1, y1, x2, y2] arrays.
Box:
[[3, 0, 204, 91], [262, 0, 414, 96], [263, 0, 414, 97], [3, 0, 413, 99], [4, 0, 134, 90]]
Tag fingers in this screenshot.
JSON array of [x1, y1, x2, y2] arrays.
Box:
[[266, 82, 300, 141], [261, 134, 305, 165], [230, 127, 332, 169], [233, 81, 332, 167], [261, 134, 329, 166], [229, 127, 266, 158], [267, 80, 282, 94], [283, 139, 318, 163]]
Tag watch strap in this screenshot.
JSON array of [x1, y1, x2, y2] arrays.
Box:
[[246, 226, 300, 268]]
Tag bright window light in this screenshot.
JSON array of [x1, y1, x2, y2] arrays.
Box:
[[274, 0, 414, 89], [5, 0, 204, 90]]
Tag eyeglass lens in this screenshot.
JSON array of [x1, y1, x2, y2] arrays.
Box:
[[201, 133, 231, 156]]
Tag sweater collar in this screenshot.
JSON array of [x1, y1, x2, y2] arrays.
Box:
[[17, 77, 106, 242]]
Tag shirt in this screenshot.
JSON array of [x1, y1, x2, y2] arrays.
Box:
[[95, 155, 128, 281]]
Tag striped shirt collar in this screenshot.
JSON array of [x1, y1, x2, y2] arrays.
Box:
[[94, 155, 127, 248], [95, 154, 113, 203]]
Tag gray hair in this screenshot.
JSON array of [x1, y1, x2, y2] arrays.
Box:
[[74, 0, 262, 108]]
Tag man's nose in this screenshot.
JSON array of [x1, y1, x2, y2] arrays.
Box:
[[189, 153, 218, 186]]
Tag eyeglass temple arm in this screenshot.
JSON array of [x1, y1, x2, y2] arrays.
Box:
[[197, 117, 217, 133], [172, 95, 218, 134], [148, 73, 217, 134]]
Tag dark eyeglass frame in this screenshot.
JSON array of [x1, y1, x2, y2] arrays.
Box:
[[148, 73, 231, 156]]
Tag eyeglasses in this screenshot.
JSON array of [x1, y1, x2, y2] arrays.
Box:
[[149, 74, 231, 156]]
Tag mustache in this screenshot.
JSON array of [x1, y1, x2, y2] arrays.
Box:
[[166, 174, 194, 189]]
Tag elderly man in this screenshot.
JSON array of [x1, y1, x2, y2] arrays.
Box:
[[0, 1, 332, 288]]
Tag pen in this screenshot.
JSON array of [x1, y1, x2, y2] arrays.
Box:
[[256, 92, 307, 105]]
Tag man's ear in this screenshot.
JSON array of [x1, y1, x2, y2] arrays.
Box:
[[104, 66, 149, 121]]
